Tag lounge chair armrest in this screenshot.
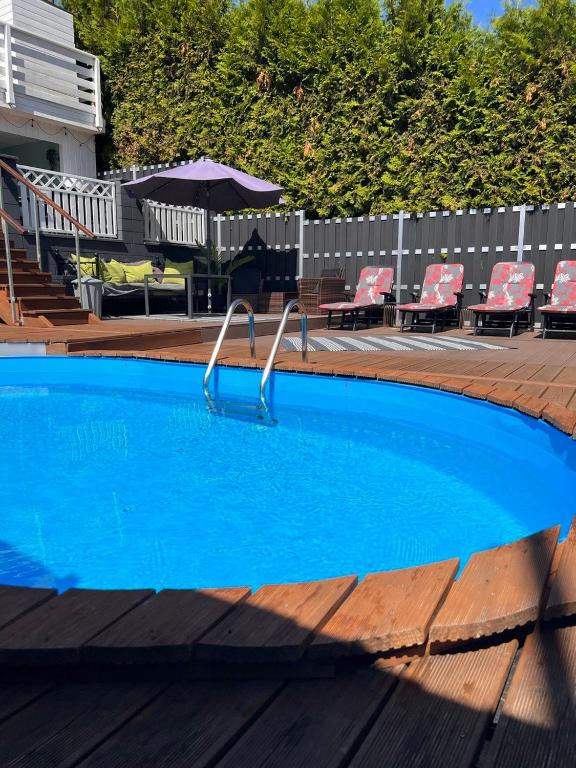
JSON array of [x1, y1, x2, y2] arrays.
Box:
[[343, 290, 355, 300], [410, 290, 420, 301], [478, 290, 487, 302], [543, 291, 551, 305], [380, 291, 395, 303]]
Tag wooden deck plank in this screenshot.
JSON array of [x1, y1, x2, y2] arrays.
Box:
[[0, 588, 153, 664], [348, 640, 518, 768], [429, 528, 559, 646], [545, 518, 576, 621], [196, 576, 357, 663], [75, 680, 282, 768], [83, 587, 251, 664], [0, 586, 56, 631], [0, 682, 164, 768], [309, 559, 459, 659], [214, 666, 401, 768], [480, 627, 576, 768], [0, 684, 53, 724]]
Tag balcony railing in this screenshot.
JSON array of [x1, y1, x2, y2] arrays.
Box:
[[143, 199, 205, 246], [18, 165, 117, 238], [0, 22, 103, 131]]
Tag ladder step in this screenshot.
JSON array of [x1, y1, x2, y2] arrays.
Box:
[[206, 398, 276, 425]]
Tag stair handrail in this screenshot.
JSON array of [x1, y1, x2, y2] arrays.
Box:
[[203, 298, 256, 398], [0, 157, 97, 310], [0, 205, 28, 324], [0, 207, 27, 236], [259, 299, 308, 402]]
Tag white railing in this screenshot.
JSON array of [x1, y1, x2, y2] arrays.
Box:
[[18, 164, 117, 238], [0, 22, 103, 131], [143, 200, 205, 246]]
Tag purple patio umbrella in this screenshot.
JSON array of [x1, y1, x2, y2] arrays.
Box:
[[124, 158, 284, 291]]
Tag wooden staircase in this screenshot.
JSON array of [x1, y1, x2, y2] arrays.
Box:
[[0, 239, 99, 327]]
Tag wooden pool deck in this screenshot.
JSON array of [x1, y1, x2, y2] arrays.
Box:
[[0, 522, 575, 767], [1, 318, 576, 765]]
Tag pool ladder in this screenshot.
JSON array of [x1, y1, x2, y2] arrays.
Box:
[[203, 298, 308, 421]]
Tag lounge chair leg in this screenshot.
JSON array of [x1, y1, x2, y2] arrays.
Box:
[[327, 311, 332, 330], [432, 315, 437, 334], [352, 310, 357, 332]]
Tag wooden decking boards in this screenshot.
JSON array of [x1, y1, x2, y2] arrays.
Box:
[[83, 587, 251, 664], [0, 528, 571, 764], [0, 682, 165, 768], [545, 519, 576, 621], [75, 680, 283, 768], [0, 588, 153, 665], [428, 527, 560, 647], [0, 586, 56, 631], [348, 641, 518, 768], [309, 559, 459, 659], [479, 627, 576, 768], [214, 667, 400, 768], [196, 576, 358, 663]]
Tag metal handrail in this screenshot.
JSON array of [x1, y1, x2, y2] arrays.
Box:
[[0, 193, 28, 324], [203, 298, 256, 398], [259, 299, 307, 402]]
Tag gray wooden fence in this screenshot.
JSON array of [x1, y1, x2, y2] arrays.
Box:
[[99, 164, 576, 313], [216, 204, 576, 314]]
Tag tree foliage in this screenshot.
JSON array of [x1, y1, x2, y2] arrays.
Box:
[[64, 0, 576, 216]]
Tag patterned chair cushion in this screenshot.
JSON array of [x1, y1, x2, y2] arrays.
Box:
[[319, 267, 394, 311], [539, 260, 576, 313], [467, 262, 535, 313], [397, 263, 464, 311]]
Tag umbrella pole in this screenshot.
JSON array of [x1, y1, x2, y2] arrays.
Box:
[[205, 190, 212, 314]]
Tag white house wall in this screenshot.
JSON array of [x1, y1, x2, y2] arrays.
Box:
[[0, 110, 96, 176], [0, 0, 75, 47]]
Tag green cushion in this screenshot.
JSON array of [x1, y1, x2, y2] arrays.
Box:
[[73, 254, 99, 278], [123, 261, 154, 283], [100, 258, 126, 283], [163, 259, 194, 284]]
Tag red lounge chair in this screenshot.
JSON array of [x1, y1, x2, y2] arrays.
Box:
[[397, 263, 464, 333], [466, 262, 535, 338], [319, 266, 394, 330], [538, 260, 576, 339]]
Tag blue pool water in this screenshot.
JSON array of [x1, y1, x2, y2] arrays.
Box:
[[0, 356, 574, 591]]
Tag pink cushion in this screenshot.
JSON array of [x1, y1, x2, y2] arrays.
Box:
[[467, 262, 534, 312], [319, 301, 373, 311], [547, 261, 576, 308], [399, 264, 464, 312]]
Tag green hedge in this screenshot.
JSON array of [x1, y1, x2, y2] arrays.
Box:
[[64, 0, 576, 217]]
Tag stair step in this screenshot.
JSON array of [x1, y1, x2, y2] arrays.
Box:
[[1, 283, 67, 297], [0, 249, 29, 260], [0, 259, 39, 271], [18, 296, 81, 311], [22, 308, 91, 326], [0, 271, 52, 284]]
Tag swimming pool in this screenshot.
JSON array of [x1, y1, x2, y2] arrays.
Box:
[[0, 356, 574, 591]]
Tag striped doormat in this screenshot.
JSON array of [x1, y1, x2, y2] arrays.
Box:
[[281, 335, 509, 352]]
